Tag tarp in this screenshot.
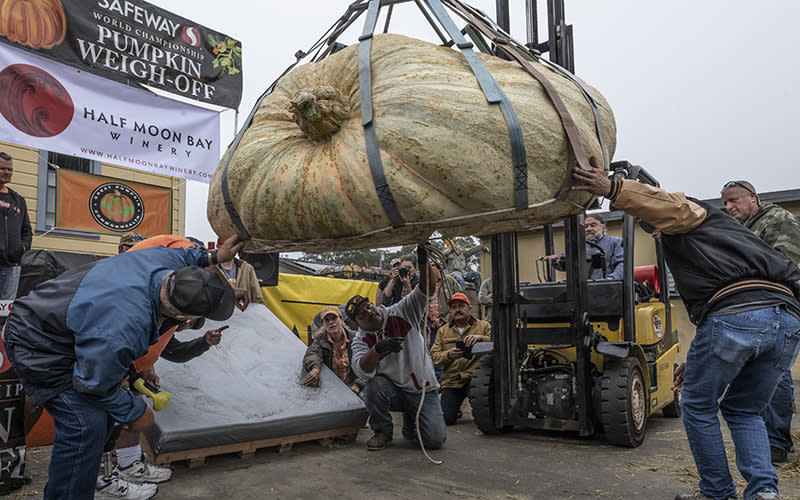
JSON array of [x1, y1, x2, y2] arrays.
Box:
[[261, 274, 378, 345], [56, 170, 172, 235], [144, 304, 368, 455], [0, 43, 220, 182], [0, 0, 242, 109]]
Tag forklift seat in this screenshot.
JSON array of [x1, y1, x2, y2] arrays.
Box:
[[634, 265, 660, 292]]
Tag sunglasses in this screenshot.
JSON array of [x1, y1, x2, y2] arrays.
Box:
[[345, 295, 368, 318], [723, 180, 755, 195]]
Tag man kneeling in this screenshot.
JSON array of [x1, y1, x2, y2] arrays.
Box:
[[347, 246, 446, 451]]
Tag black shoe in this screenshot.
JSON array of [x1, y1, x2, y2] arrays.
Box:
[[771, 446, 788, 464]]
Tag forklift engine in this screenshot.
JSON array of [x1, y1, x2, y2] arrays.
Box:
[[520, 350, 578, 421]]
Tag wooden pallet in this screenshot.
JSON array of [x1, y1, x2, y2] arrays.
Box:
[[145, 425, 361, 468]]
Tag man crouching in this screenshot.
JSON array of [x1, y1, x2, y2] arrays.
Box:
[[2, 236, 245, 499], [347, 245, 446, 451]]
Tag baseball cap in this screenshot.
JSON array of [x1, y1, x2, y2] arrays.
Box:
[[345, 295, 369, 320], [167, 266, 235, 321], [119, 232, 144, 246], [390, 258, 401, 267], [320, 306, 342, 320], [447, 292, 471, 307]]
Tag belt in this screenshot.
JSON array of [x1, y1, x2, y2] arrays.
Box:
[[709, 279, 795, 303]]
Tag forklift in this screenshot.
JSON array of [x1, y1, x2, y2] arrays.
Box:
[[467, 0, 681, 447], [471, 161, 681, 447]]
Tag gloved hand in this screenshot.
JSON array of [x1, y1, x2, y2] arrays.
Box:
[[375, 337, 405, 354]]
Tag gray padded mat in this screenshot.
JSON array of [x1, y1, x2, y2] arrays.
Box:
[[143, 304, 368, 454]]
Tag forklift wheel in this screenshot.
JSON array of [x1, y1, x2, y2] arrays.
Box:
[[469, 354, 508, 434], [598, 356, 647, 447]]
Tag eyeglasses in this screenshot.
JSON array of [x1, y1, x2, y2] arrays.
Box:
[[723, 181, 755, 195]]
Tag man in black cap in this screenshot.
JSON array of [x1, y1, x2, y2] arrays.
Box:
[[2, 235, 246, 500]]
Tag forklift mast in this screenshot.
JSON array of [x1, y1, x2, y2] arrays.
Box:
[[490, 0, 595, 436]]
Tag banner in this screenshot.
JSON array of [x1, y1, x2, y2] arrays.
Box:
[[262, 274, 378, 346], [56, 170, 172, 235], [0, 43, 220, 182], [0, 0, 242, 109]]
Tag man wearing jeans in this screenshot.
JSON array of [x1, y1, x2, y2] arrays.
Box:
[[2, 237, 245, 499], [348, 246, 446, 452], [0, 152, 31, 300], [430, 292, 491, 425], [722, 179, 800, 464], [573, 160, 800, 500]]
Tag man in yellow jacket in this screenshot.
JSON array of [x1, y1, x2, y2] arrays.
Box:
[[430, 292, 491, 425]]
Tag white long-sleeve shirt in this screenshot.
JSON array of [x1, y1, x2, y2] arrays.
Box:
[[351, 287, 439, 393]]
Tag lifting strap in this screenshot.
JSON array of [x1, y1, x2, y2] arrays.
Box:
[[446, 0, 608, 200], [359, 0, 406, 227], [424, 0, 529, 210]]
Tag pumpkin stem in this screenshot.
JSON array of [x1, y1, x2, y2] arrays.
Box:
[[290, 86, 349, 142]]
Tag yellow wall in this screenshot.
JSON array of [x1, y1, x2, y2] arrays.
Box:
[[1, 141, 186, 256], [481, 206, 800, 377]]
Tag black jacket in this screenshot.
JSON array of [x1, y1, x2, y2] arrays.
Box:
[[0, 188, 31, 266], [661, 199, 800, 324]]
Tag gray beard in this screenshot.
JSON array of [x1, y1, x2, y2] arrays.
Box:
[[586, 232, 603, 243]]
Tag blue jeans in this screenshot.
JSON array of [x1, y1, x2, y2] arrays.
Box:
[[450, 271, 481, 293], [364, 375, 446, 449], [441, 382, 470, 425], [43, 388, 113, 500], [681, 306, 800, 500], [0, 265, 20, 300], [762, 369, 794, 453]]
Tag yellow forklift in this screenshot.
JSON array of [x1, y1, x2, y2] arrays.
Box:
[[470, 161, 681, 447]]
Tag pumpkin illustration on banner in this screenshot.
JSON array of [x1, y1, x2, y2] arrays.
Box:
[[208, 33, 617, 252], [0, 0, 67, 50], [0, 63, 74, 137]]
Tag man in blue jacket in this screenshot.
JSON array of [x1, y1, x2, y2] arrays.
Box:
[[2, 236, 245, 499], [546, 214, 624, 280]]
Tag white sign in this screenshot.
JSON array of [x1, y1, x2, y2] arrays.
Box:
[[0, 43, 220, 183]]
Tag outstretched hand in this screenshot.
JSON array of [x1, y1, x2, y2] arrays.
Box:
[[375, 337, 405, 354], [571, 156, 612, 197], [216, 235, 245, 263]]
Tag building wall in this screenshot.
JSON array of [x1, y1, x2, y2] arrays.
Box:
[[2, 141, 186, 256], [480, 201, 800, 377]]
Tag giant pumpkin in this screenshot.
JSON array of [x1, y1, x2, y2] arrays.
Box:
[[0, 0, 67, 50], [208, 33, 616, 252]]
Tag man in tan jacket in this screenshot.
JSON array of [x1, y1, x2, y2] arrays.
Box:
[[215, 238, 263, 304], [430, 292, 491, 425]]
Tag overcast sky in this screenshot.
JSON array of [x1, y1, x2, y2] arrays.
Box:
[[155, 0, 800, 245]]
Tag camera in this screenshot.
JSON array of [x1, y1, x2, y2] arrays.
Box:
[[455, 340, 473, 359], [398, 265, 411, 278]]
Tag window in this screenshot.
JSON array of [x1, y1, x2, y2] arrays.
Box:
[[36, 151, 101, 237]]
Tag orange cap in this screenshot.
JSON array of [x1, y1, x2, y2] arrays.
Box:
[[447, 292, 471, 307], [320, 306, 342, 320]]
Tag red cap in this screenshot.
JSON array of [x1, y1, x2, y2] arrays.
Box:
[[447, 292, 471, 307]]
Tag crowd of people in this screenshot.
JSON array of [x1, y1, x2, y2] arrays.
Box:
[[1, 146, 800, 500]]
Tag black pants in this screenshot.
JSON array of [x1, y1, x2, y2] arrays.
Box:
[[441, 381, 471, 425]]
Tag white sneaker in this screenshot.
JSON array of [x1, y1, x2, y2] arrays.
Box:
[[95, 474, 157, 499], [115, 459, 172, 484]]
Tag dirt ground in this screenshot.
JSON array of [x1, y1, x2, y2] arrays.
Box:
[[9, 392, 800, 500]]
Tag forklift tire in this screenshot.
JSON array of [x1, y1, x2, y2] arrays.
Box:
[[599, 356, 647, 447], [469, 354, 507, 434], [662, 363, 682, 418]]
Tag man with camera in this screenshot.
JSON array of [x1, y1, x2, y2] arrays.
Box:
[[376, 255, 418, 306], [430, 293, 492, 425]]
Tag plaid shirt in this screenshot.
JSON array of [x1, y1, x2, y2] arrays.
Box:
[[428, 281, 441, 328], [326, 330, 351, 383]]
